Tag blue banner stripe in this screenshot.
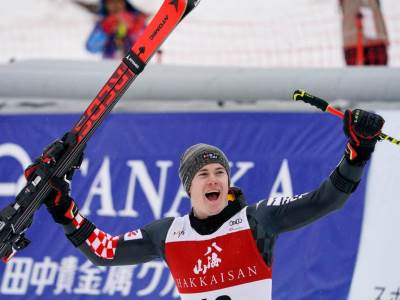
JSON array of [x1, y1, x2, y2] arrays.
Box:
[[0, 113, 367, 299]]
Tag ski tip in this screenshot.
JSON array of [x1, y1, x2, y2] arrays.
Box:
[[182, 0, 201, 19]]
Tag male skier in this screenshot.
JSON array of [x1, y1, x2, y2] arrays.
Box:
[[25, 109, 384, 299]]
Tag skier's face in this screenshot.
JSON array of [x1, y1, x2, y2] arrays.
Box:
[[189, 163, 229, 219]]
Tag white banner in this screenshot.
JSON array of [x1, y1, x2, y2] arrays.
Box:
[[349, 110, 400, 299]]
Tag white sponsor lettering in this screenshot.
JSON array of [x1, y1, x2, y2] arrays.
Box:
[[266, 193, 308, 206], [30, 256, 58, 295], [268, 159, 293, 199], [54, 256, 79, 295], [102, 265, 135, 296], [0, 257, 33, 295], [0, 256, 176, 297], [0, 142, 295, 224], [193, 242, 223, 275], [177, 266, 258, 289], [0, 143, 32, 197], [126, 54, 140, 69], [119, 160, 172, 219], [80, 156, 117, 217]]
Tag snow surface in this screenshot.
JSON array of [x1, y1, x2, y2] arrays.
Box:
[[0, 0, 399, 66]]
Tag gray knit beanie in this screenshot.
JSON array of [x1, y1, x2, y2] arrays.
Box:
[[179, 143, 230, 194]]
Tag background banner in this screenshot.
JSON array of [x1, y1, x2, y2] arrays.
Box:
[[348, 110, 400, 300], [0, 112, 367, 299]]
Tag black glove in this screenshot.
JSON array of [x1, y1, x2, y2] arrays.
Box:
[[24, 141, 64, 181], [343, 109, 385, 164], [24, 132, 84, 224], [24, 132, 84, 182], [45, 176, 80, 225]]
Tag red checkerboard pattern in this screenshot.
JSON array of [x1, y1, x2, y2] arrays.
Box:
[[86, 228, 119, 260], [71, 213, 85, 229]]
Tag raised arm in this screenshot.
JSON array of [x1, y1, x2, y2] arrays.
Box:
[[251, 157, 363, 234], [23, 138, 172, 267], [250, 109, 385, 234]]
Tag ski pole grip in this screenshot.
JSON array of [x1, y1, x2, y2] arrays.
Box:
[[293, 89, 329, 112]]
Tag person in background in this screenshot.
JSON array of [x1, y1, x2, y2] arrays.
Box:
[[86, 0, 148, 59], [340, 0, 389, 65]]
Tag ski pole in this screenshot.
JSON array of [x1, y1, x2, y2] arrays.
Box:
[[292, 89, 400, 146]]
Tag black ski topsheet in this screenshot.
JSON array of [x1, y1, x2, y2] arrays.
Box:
[[0, 0, 200, 262]]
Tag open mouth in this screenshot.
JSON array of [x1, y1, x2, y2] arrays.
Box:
[[205, 191, 220, 201]]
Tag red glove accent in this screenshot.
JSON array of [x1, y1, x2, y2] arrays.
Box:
[[343, 109, 385, 164]]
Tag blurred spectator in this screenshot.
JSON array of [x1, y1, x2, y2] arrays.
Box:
[[340, 0, 389, 65], [86, 0, 148, 59]]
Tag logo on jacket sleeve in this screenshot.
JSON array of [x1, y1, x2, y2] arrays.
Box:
[[124, 229, 143, 241]]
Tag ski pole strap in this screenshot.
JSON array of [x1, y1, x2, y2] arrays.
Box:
[[123, 50, 146, 75], [329, 167, 360, 194], [66, 219, 96, 247]]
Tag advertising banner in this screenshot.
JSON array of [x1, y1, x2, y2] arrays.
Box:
[[348, 110, 400, 300], [0, 112, 367, 299]]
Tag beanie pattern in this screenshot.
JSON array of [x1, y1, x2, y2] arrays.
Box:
[[179, 144, 230, 194]]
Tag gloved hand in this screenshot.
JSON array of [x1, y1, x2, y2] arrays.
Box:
[[24, 132, 83, 182], [44, 176, 80, 225], [343, 109, 385, 164], [24, 132, 84, 224]]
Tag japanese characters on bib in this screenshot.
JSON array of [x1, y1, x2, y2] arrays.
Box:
[[165, 207, 272, 300]]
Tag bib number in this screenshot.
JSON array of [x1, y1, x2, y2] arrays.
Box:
[[202, 296, 231, 300]]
